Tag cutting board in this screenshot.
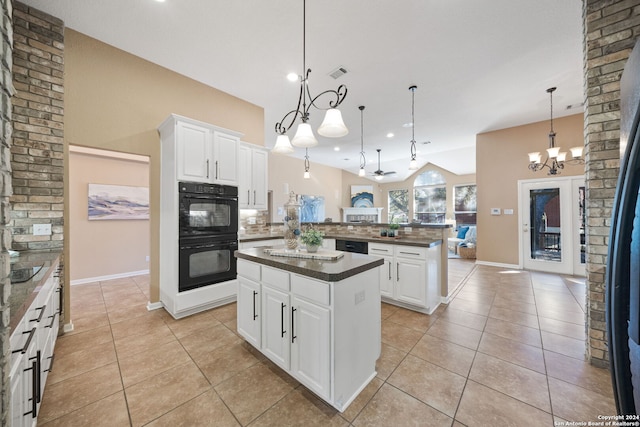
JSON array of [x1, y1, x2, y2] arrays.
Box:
[[264, 248, 345, 261]]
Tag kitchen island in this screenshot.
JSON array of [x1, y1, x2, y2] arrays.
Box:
[[234, 247, 383, 412]]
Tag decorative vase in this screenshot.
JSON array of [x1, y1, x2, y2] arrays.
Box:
[[283, 191, 301, 251], [306, 244, 320, 253]]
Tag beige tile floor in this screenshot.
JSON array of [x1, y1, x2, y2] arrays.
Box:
[[38, 259, 616, 426]]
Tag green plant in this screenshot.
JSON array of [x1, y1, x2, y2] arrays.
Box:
[[389, 222, 400, 230], [300, 228, 324, 247]]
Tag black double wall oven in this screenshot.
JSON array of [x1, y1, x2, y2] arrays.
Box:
[[178, 182, 238, 292]]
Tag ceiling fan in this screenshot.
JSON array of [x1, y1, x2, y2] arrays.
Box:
[[372, 149, 396, 180]]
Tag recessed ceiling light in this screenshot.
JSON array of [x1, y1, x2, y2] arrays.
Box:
[[154, 0, 166, 2], [402, 122, 413, 128], [386, 133, 394, 138], [287, 73, 299, 82], [334, 146, 340, 151]]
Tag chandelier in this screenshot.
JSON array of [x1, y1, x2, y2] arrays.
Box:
[[358, 106, 366, 177], [408, 85, 418, 170], [271, 0, 348, 154], [528, 87, 584, 175]]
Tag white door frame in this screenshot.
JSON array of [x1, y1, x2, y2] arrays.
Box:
[[517, 175, 585, 276]]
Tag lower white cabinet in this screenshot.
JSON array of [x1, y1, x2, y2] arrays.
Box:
[[10, 258, 61, 427], [236, 258, 380, 411], [368, 243, 440, 314]]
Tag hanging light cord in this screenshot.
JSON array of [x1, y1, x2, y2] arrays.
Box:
[[410, 86, 417, 161], [548, 87, 556, 148], [359, 106, 366, 170]]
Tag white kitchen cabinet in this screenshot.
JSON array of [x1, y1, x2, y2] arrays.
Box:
[[239, 143, 268, 210], [10, 258, 61, 427], [290, 294, 331, 400], [160, 114, 241, 186], [236, 257, 380, 412], [368, 243, 440, 314], [212, 131, 240, 186], [176, 120, 211, 183], [237, 273, 261, 349]]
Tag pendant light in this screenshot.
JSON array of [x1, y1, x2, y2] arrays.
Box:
[[408, 85, 418, 170], [358, 106, 366, 177], [273, 0, 348, 152], [527, 87, 584, 174]]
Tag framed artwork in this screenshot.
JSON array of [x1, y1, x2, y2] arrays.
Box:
[[350, 185, 374, 207], [300, 195, 325, 222], [88, 183, 149, 220]]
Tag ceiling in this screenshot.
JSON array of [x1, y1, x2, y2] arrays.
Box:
[[20, 0, 584, 182]]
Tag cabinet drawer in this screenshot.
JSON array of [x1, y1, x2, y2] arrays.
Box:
[[368, 243, 393, 256], [262, 266, 290, 291], [237, 259, 260, 282], [291, 274, 330, 306], [395, 245, 427, 259]]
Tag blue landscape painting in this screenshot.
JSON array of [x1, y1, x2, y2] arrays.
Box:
[[88, 184, 149, 220], [300, 195, 325, 223]]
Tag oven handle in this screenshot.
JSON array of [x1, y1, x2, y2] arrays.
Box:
[[181, 194, 238, 202], [180, 242, 238, 251]]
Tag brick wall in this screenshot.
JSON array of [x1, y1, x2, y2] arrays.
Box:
[[0, 0, 13, 423], [10, 2, 64, 251], [583, 0, 640, 367]]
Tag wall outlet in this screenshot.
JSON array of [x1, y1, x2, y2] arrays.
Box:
[[145, 255, 150, 262], [33, 224, 51, 236], [248, 217, 256, 225], [347, 225, 354, 230], [490, 208, 501, 215], [404, 227, 412, 233], [504, 209, 514, 215]]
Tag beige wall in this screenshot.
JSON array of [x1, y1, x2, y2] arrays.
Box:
[[69, 148, 150, 282], [64, 30, 264, 303], [476, 113, 584, 265]]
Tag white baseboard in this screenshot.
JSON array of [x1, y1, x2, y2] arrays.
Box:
[[71, 269, 150, 286], [475, 260, 521, 270], [147, 301, 163, 311]]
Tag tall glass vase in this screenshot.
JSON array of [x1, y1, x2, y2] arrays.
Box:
[[283, 191, 301, 251]]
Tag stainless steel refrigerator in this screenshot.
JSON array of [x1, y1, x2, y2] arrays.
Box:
[[607, 37, 640, 415]]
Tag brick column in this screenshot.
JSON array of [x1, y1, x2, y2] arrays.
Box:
[[0, 0, 14, 423], [583, 0, 640, 368], [11, 2, 64, 251]]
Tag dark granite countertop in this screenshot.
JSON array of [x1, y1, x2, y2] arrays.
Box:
[[240, 234, 441, 248], [9, 250, 62, 330], [235, 247, 384, 282]]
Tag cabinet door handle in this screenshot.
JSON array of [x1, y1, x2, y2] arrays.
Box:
[[46, 312, 58, 329], [388, 261, 392, 280], [57, 287, 63, 315], [13, 327, 36, 354], [23, 359, 37, 418], [397, 263, 400, 281], [206, 159, 210, 179], [215, 161, 219, 179], [30, 304, 46, 323], [399, 251, 420, 256], [33, 350, 41, 404], [247, 190, 250, 204], [252, 291, 258, 320], [281, 303, 286, 337], [291, 306, 297, 343], [45, 353, 55, 373], [253, 190, 256, 205]]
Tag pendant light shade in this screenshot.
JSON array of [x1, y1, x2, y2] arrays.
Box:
[[408, 158, 418, 171], [570, 146, 584, 159], [358, 168, 366, 177], [291, 122, 318, 148], [272, 134, 294, 154], [317, 108, 348, 138]]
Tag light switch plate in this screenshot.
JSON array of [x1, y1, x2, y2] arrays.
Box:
[[490, 208, 501, 215], [504, 209, 514, 215], [33, 224, 51, 236]]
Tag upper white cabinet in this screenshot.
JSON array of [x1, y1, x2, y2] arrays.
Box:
[[160, 114, 242, 186], [239, 142, 268, 210]]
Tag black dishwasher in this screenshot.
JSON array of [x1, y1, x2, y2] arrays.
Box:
[[335, 239, 368, 254]]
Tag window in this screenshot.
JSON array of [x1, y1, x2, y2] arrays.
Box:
[[414, 171, 446, 223], [388, 189, 409, 223], [454, 184, 477, 225]]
